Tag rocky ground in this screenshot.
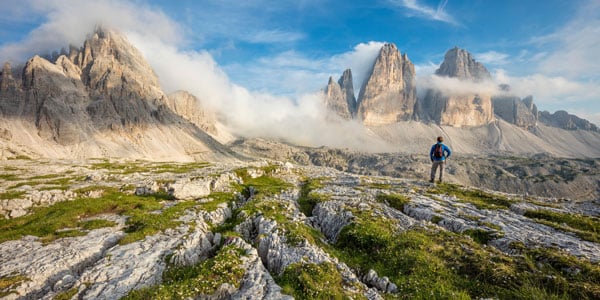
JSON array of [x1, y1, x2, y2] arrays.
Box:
[[0, 158, 599, 299], [231, 138, 600, 202]]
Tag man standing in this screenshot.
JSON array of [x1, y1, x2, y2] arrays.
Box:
[[430, 136, 451, 183]]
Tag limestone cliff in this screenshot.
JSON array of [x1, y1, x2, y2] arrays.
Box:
[[0, 27, 233, 160], [0, 62, 18, 92], [538, 110, 598, 132], [418, 47, 493, 127], [435, 47, 491, 81], [493, 95, 538, 130], [356, 43, 416, 125], [339, 69, 357, 116], [323, 69, 356, 120], [165, 91, 217, 134]]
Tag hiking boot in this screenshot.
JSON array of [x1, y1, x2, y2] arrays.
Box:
[[429, 179, 434, 183], [438, 179, 443, 184]]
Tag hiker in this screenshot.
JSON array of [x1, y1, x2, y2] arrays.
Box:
[[429, 136, 451, 183]]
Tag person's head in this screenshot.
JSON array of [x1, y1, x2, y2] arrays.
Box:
[[437, 136, 443, 143]]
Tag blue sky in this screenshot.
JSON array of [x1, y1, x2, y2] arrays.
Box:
[[0, 0, 599, 126]]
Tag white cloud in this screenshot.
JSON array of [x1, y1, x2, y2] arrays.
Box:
[[0, 0, 182, 63], [244, 29, 305, 44], [493, 69, 600, 107], [329, 41, 386, 91], [414, 61, 439, 76], [390, 0, 458, 25], [475, 51, 509, 66], [224, 41, 384, 96], [417, 75, 499, 97], [533, 1, 600, 79]]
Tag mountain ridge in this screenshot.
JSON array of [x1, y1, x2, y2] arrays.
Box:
[[0, 28, 598, 160], [0, 27, 238, 161]]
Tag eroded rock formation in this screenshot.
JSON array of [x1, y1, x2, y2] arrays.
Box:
[[493, 95, 538, 130], [0, 27, 232, 161], [538, 110, 598, 132], [418, 47, 494, 127], [435, 47, 491, 81], [356, 43, 416, 125]]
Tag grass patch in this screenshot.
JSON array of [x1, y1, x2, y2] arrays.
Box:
[[197, 192, 235, 212], [8, 175, 86, 190], [120, 199, 198, 244], [0, 275, 29, 297], [8, 155, 31, 160], [123, 243, 246, 299], [362, 181, 392, 190], [90, 161, 151, 174], [233, 168, 292, 200], [53, 287, 78, 300], [376, 193, 411, 212], [524, 210, 600, 243], [79, 219, 118, 230], [277, 262, 360, 299], [431, 215, 444, 224], [153, 162, 212, 174], [463, 228, 497, 245], [0, 173, 20, 181], [0, 187, 197, 244], [297, 178, 327, 217], [0, 190, 25, 200], [27, 174, 61, 180], [429, 183, 515, 210], [89, 160, 211, 175], [326, 205, 599, 299]]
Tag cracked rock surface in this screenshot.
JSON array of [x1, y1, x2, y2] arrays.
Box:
[[0, 160, 598, 299]]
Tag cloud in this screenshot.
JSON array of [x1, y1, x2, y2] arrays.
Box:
[[390, 0, 458, 25], [414, 61, 439, 76], [0, 0, 182, 63], [417, 75, 500, 98], [532, 1, 600, 79], [475, 51, 509, 66], [243, 29, 305, 44], [493, 69, 600, 109], [223, 41, 384, 96], [329, 42, 385, 91]]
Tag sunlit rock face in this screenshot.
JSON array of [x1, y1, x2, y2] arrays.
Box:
[[356, 43, 417, 125], [165, 90, 217, 134], [0, 27, 233, 161], [418, 47, 494, 127], [435, 47, 491, 81], [323, 69, 357, 120]]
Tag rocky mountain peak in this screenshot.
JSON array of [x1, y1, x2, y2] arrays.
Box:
[[0, 62, 18, 91], [68, 26, 161, 97], [435, 47, 491, 81], [356, 43, 416, 125], [324, 75, 353, 120], [338, 69, 356, 116], [492, 95, 538, 130], [539, 110, 599, 132]]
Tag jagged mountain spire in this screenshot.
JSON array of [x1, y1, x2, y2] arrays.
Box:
[[338, 69, 357, 117], [356, 43, 416, 125], [435, 47, 491, 81]]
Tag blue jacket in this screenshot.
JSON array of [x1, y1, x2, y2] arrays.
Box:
[[430, 142, 451, 161]]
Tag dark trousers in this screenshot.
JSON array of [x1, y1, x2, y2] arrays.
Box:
[[430, 160, 445, 181]]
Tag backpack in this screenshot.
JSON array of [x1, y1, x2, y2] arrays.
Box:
[[434, 144, 444, 158]]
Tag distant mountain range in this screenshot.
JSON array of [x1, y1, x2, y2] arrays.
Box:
[[324, 44, 597, 132], [0, 27, 599, 160], [323, 43, 600, 157]]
